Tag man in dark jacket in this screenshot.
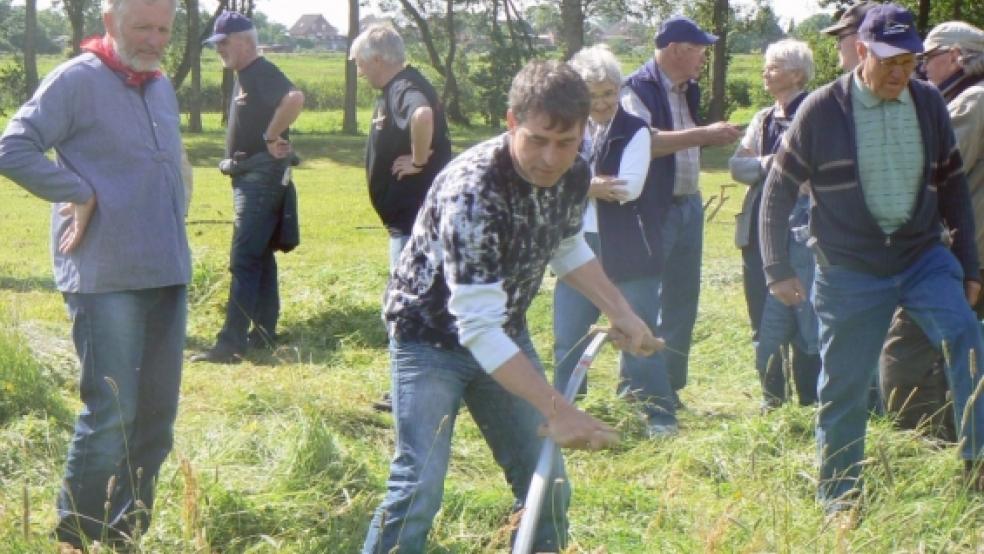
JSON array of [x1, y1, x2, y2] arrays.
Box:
[[620, 15, 740, 407], [351, 23, 452, 270], [760, 4, 984, 517]]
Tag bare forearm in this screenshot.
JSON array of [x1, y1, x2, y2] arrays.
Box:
[[409, 106, 434, 166], [650, 127, 705, 157], [490, 351, 564, 416], [264, 90, 305, 138], [560, 259, 633, 321]]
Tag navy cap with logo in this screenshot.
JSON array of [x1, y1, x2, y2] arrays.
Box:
[[859, 3, 924, 57], [654, 15, 718, 49], [204, 11, 254, 44]]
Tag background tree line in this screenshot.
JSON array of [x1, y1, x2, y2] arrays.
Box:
[[0, 0, 981, 131]]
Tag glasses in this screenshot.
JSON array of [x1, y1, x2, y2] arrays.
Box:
[[871, 52, 918, 73], [917, 48, 950, 66]]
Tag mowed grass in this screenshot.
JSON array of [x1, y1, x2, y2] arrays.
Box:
[[0, 54, 983, 553]]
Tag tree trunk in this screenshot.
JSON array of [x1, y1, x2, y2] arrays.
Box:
[[188, 0, 202, 132], [953, 0, 962, 19], [24, 0, 38, 98], [916, 0, 930, 34], [560, 0, 583, 61], [440, 0, 464, 124], [708, 0, 729, 122], [65, 0, 88, 55], [396, 0, 467, 124], [342, 0, 359, 134]]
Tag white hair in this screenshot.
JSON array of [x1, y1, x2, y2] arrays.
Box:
[[569, 44, 622, 86], [959, 51, 984, 77], [765, 39, 815, 87], [103, 0, 177, 23], [350, 24, 405, 66]]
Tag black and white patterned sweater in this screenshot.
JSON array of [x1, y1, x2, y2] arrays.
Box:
[[384, 133, 594, 372]]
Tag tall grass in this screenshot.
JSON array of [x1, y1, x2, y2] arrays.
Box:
[[1, 52, 984, 553]]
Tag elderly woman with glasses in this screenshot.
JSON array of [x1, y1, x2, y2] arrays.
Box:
[[729, 39, 820, 410], [551, 45, 679, 438]]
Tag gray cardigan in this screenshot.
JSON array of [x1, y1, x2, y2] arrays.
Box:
[[0, 53, 191, 293]]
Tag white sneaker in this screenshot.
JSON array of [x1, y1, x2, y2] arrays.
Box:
[[646, 422, 679, 439]]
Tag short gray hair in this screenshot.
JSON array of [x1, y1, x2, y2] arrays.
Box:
[[103, 0, 177, 21], [765, 39, 814, 87], [959, 51, 984, 76], [569, 44, 622, 87], [350, 24, 405, 66]]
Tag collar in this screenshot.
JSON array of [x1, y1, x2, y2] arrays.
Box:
[[852, 68, 912, 108], [656, 65, 689, 94], [81, 34, 161, 88]]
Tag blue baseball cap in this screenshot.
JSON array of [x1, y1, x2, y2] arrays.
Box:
[[859, 4, 924, 57], [655, 16, 718, 49], [204, 11, 254, 44]]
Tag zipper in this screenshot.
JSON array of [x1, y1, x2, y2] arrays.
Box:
[[636, 212, 653, 257]]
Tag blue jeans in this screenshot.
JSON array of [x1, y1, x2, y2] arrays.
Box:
[[552, 234, 675, 425], [812, 245, 984, 509], [217, 177, 286, 352], [658, 194, 703, 392], [756, 236, 821, 405], [389, 234, 410, 273], [56, 286, 186, 546], [363, 333, 570, 553]]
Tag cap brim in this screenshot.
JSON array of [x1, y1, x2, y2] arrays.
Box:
[[203, 33, 226, 45], [868, 41, 914, 58], [702, 32, 719, 44], [821, 21, 851, 36]]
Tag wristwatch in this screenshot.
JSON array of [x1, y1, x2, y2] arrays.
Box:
[[412, 160, 426, 168], [262, 132, 278, 144]]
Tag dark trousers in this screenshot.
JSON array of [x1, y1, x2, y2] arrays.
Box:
[[217, 177, 286, 352], [879, 307, 957, 441]]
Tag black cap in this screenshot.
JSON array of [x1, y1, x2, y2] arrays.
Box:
[[821, 2, 876, 37]]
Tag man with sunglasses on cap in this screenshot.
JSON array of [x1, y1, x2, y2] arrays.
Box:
[[879, 21, 984, 442], [760, 4, 984, 519], [821, 2, 876, 72]]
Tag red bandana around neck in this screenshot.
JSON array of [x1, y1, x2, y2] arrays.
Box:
[[81, 34, 162, 88]]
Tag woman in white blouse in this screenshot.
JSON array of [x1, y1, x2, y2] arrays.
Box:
[[553, 45, 679, 438]]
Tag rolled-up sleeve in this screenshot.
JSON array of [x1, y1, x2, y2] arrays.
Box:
[[441, 195, 520, 372], [549, 231, 594, 277]]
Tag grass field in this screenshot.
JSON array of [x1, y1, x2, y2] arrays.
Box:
[[2, 53, 984, 553]]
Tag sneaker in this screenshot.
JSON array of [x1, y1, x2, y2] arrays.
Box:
[[823, 507, 861, 531], [372, 392, 393, 413], [646, 421, 679, 439], [189, 346, 243, 364]]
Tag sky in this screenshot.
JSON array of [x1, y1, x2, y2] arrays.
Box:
[[22, 0, 831, 36]]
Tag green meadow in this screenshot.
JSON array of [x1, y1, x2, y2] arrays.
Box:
[[1, 53, 983, 552]]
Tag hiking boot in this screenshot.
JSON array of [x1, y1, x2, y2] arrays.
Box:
[[372, 392, 393, 413], [646, 421, 679, 439]]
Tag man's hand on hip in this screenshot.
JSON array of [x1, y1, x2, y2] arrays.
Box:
[[966, 280, 981, 306], [58, 195, 96, 254], [266, 137, 291, 159]]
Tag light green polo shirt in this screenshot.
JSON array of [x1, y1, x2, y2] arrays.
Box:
[[851, 71, 924, 234]]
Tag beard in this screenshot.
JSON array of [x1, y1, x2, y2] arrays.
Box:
[[115, 39, 163, 72]]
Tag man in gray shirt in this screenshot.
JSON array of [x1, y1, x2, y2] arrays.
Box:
[[0, 0, 190, 548]]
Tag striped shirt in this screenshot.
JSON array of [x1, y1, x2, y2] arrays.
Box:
[[851, 72, 924, 234], [621, 66, 700, 196]]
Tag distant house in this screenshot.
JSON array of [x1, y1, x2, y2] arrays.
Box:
[[289, 14, 346, 50]]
